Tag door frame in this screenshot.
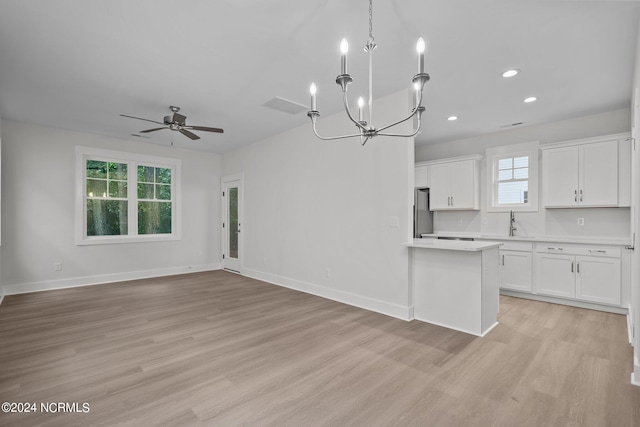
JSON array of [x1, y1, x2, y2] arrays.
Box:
[[221, 173, 244, 273]]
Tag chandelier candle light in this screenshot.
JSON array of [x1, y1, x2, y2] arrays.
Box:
[[307, 0, 430, 145]]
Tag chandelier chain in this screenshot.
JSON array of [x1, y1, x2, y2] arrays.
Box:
[[368, 0, 374, 43]]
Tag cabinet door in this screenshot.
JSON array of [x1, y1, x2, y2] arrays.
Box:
[[500, 250, 532, 292], [576, 256, 621, 305], [579, 140, 618, 206], [536, 253, 576, 298], [544, 146, 579, 207], [429, 163, 450, 210], [415, 165, 429, 188], [449, 161, 476, 209]]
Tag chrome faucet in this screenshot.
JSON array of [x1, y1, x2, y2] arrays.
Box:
[[509, 210, 517, 237]]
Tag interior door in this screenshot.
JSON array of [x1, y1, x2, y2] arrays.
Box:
[[222, 178, 242, 272]]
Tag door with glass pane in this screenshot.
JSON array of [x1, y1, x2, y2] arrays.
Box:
[[222, 178, 242, 272]]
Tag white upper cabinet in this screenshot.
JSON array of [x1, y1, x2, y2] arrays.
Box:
[[414, 164, 429, 188], [424, 155, 481, 211], [541, 133, 629, 208]]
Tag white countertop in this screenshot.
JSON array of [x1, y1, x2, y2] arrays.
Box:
[[406, 239, 502, 252], [420, 233, 631, 246]]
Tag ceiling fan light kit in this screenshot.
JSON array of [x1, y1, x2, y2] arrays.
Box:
[[121, 105, 223, 141], [307, 0, 429, 145]]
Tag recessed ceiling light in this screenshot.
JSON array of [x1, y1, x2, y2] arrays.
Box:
[[447, 116, 458, 121], [502, 69, 519, 78], [524, 96, 537, 103]]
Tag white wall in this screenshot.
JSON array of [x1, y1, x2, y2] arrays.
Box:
[[222, 90, 414, 319], [416, 109, 632, 239], [1, 121, 222, 294], [0, 116, 2, 303], [631, 15, 640, 386]]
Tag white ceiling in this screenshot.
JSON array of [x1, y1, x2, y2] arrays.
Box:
[[0, 0, 638, 154]]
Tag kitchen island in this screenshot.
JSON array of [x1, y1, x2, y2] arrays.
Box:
[[406, 239, 502, 336]]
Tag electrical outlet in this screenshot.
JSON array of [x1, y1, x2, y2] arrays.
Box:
[[325, 267, 331, 278], [577, 218, 585, 226], [54, 262, 62, 271]]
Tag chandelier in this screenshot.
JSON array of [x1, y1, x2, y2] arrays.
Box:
[[307, 0, 430, 145]]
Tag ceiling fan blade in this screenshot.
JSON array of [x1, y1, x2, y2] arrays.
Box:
[[120, 114, 165, 125], [140, 127, 168, 133], [186, 125, 224, 134], [173, 112, 187, 126], [179, 129, 200, 140]]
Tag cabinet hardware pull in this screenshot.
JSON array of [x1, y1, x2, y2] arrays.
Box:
[[579, 189, 583, 202], [574, 190, 577, 202], [571, 261, 574, 273], [451, 196, 454, 206], [588, 250, 606, 254], [547, 247, 563, 251], [577, 263, 580, 273], [502, 255, 505, 265]]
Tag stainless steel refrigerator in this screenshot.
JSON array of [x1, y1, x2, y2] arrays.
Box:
[[413, 187, 433, 238]]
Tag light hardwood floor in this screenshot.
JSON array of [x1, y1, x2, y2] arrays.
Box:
[[0, 270, 638, 426]]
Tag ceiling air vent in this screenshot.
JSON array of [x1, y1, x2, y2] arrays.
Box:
[[262, 96, 308, 114]]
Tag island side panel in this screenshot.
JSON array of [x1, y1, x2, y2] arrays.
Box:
[[481, 247, 500, 335], [413, 248, 483, 335]]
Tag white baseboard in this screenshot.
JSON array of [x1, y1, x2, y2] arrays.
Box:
[[2, 263, 221, 296], [632, 372, 640, 387], [242, 267, 412, 321], [500, 290, 628, 315]]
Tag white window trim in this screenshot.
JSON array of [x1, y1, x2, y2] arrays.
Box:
[[75, 146, 182, 245], [486, 141, 539, 213]]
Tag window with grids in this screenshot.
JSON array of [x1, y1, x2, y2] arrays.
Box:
[[77, 147, 180, 244], [497, 156, 529, 205]]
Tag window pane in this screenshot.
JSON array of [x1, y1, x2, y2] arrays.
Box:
[[87, 200, 128, 236], [86, 179, 107, 197], [156, 168, 172, 184], [137, 183, 154, 199], [138, 201, 172, 234], [513, 167, 529, 179], [513, 156, 529, 168], [109, 181, 128, 198], [498, 181, 529, 205], [108, 162, 128, 180], [86, 160, 107, 179], [498, 170, 512, 181], [229, 187, 238, 259], [138, 165, 155, 183], [498, 158, 512, 170], [157, 184, 171, 200]]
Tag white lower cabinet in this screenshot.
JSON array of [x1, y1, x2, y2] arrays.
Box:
[[536, 253, 576, 298], [535, 245, 621, 306], [575, 256, 621, 305], [500, 243, 533, 292]]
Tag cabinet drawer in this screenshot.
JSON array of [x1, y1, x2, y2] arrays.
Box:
[[535, 244, 575, 254], [535, 244, 620, 258], [575, 247, 620, 258], [500, 241, 533, 252]]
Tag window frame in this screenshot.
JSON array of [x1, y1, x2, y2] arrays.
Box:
[[486, 141, 539, 213], [75, 146, 182, 245]]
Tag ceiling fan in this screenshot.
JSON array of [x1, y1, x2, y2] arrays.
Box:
[[120, 106, 223, 140]]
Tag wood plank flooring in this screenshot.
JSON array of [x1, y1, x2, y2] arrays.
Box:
[[0, 270, 638, 426]]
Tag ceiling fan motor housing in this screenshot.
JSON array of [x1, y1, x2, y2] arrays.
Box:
[[163, 115, 173, 125]]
